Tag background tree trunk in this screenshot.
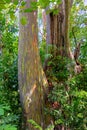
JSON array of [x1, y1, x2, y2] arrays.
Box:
[[46, 0, 73, 58], [45, 1, 74, 130], [18, 0, 48, 129]]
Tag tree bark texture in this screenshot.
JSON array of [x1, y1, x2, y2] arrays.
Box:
[[18, 0, 48, 129], [46, 1, 74, 130], [46, 0, 73, 58]]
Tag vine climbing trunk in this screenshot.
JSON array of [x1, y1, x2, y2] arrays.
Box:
[[18, 0, 48, 129]]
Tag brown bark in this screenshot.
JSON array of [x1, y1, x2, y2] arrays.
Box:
[[18, 0, 48, 129], [46, 10, 64, 56], [46, 7, 52, 44], [45, 1, 74, 130], [46, 0, 74, 58]]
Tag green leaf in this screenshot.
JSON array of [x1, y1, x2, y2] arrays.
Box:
[[45, 125, 54, 130], [21, 1, 26, 6], [13, 0, 18, 5], [1, 125, 17, 130], [0, 4, 6, 10], [0, 108, 4, 116], [28, 119, 42, 130], [77, 113, 83, 118], [10, 13, 16, 20], [20, 16, 27, 25], [4, 0, 11, 4], [3, 105, 10, 111], [37, 0, 50, 8], [24, 8, 33, 13], [55, 119, 63, 125]]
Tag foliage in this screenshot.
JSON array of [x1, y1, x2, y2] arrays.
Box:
[[39, 41, 53, 65], [70, 0, 87, 60], [45, 55, 87, 130], [0, 12, 22, 129], [39, 41, 47, 64], [0, 104, 17, 130], [28, 119, 42, 130], [28, 119, 54, 130]]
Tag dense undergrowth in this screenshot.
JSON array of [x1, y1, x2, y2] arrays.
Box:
[[45, 54, 87, 130], [28, 42, 87, 130], [0, 16, 22, 130]]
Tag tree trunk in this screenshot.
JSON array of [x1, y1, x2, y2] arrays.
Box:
[[46, 0, 73, 58], [18, 0, 48, 129], [46, 1, 74, 130]]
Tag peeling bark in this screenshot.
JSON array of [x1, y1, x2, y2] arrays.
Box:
[[18, 0, 48, 129]]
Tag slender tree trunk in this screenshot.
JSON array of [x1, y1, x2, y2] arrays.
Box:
[[18, 0, 48, 129]]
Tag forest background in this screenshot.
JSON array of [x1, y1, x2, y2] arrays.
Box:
[[0, 0, 87, 130]]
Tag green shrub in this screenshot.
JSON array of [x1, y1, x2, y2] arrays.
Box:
[[45, 55, 87, 130], [0, 18, 22, 129]]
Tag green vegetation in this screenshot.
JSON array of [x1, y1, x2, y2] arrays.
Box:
[[0, 0, 87, 130], [0, 12, 22, 130], [45, 55, 87, 129]]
